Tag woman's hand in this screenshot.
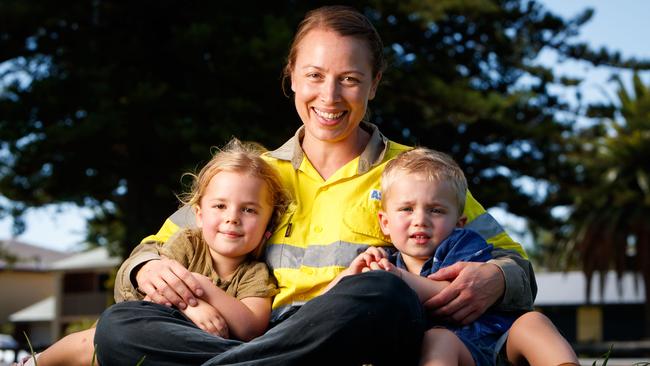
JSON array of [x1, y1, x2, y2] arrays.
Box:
[[135, 256, 204, 309], [423, 262, 505, 324]]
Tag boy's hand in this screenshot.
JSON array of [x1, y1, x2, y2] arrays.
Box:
[[347, 247, 389, 274], [135, 256, 204, 309], [181, 298, 230, 338], [423, 262, 504, 324]]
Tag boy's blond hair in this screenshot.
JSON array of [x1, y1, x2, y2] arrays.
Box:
[[381, 148, 468, 214], [179, 138, 289, 235]]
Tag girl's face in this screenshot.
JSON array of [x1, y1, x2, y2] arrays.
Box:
[[196, 171, 273, 262], [290, 29, 380, 145]]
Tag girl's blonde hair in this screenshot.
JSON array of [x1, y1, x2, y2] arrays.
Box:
[[381, 148, 468, 214], [179, 138, 289, 235]]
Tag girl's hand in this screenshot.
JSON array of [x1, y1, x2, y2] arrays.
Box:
[[181, 298, 230, 338]]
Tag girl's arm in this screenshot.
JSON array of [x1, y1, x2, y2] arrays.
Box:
[[190, 273, 271, 341]]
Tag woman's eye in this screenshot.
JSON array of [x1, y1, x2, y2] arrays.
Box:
[[341, 76, 360, 85]]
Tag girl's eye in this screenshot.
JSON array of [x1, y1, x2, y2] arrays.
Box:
[[307, 72, 322, 79], [243, 207, 257, 214]]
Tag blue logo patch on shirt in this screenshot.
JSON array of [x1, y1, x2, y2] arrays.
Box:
[[369, 189, 382, 201]]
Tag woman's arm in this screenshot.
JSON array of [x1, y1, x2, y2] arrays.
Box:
[[114, 207, 204, 309], [192, 273, 271, 341]]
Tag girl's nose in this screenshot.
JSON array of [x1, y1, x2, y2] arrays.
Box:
[[225, 210, 240, 224]]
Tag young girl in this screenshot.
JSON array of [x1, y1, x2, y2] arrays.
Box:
[[17, 138, 289, 366]]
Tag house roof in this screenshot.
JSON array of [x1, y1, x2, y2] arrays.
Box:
[[51, 246, 122, 271], [9, 296, 55, 322], [0, 239, 72, 271], [534, 271, 645, 306]]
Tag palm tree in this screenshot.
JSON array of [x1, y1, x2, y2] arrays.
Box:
[[563, 72, 650, 337]]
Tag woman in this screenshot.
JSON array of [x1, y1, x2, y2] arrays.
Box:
[[96, 6, 535, 365]]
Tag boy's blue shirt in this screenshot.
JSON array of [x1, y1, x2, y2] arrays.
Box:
[[393, 228, 494, 277], [391, 228, 519, 365]]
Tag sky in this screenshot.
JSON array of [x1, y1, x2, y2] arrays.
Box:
[[1, 0, 650, 252]]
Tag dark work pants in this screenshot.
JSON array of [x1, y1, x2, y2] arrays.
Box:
[[95, 271, 425, 366]]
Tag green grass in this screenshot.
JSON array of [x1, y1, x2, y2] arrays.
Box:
[[590, 344, 650, 366], [23, 331, 37, 366]]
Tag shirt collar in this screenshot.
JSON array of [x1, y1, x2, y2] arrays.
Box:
[[266, 122, 389, 174]]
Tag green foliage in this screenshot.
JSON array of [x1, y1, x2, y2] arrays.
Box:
[[0, 0, 648, 259], [543, 72, 650, 336]]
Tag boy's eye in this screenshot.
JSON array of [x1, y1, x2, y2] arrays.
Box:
[[215, 203, 226, 209], [429, 208, 443, 214], [398, 207, 413, 212]]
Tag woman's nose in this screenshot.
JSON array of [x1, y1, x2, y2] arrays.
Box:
[[320, 78, 341, 104]]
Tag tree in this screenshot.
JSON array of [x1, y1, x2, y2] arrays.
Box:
[[1, 0, 647, 257], [554, 73, 650, 336]]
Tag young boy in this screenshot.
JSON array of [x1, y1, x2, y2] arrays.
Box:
[[333, 147, 579, 366], [16, 138, 289, 366]]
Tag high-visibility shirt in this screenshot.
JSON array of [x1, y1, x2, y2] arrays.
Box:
[[117, 122, 536, 319], [261, 123, 535, 320]]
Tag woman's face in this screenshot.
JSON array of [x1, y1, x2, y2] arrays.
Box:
[[291, 29, 380, 145]]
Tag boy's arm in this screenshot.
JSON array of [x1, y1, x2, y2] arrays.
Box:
[[192, 273, 271, 341], [320, 247, 389, 294], [391, 266, 450, 303]]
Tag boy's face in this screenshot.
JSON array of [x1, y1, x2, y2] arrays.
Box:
[[379, 173, 465, 265]]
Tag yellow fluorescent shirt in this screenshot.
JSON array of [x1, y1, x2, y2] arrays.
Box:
[[262, 123, 532, 320], [127, 123, 534, 317]]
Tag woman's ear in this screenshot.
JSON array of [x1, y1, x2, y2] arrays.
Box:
[[368, 72, 382, 100]]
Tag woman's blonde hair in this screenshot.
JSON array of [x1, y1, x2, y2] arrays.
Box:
[[178, 138, 289, 234], [381, 148, 468, 214]]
